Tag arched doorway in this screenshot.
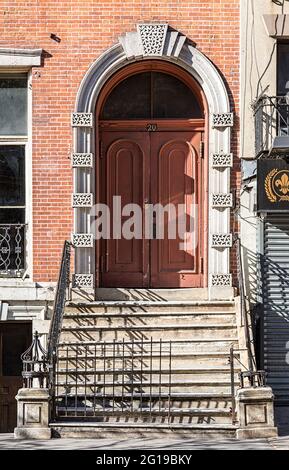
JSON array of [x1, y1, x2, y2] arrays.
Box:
[[95, 61, 207, 288]]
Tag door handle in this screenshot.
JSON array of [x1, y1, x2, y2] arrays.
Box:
[[153, 221, 157, 239], [143, 202, 157, 239]]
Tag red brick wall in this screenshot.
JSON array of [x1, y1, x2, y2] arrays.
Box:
[[0, 0, 240, 282]]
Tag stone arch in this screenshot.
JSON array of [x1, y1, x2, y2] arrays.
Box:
[[71, 24, 234, 294]]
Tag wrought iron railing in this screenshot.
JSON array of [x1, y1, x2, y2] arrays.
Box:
[[19, 240, 72, 397], [254, 95, 289, 157], [234, 235, 257, 371], [47, 240, 71, 360], [21, 331, 49, 388], [47, 241, 71, 416], [54, 339, 235, 424], [54, 339, 174, 422], [229, 237, 266, 424], [228, 346, 266, 425], [0, 223, 26, 277]]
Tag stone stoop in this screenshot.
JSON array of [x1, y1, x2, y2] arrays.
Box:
[[48, 295, 243, 438], [50, 423, 238, 439]]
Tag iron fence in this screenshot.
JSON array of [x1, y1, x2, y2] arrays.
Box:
[[53, 339, 235, 424], [47, 240, 71, 418], [234, 235, 257, 371], [0, 224, 26, 277], [47, 240, 71, 360], [21, 331, 49, 389], [55, 339, 173, 422]]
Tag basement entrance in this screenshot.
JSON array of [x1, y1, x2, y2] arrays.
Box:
[[96, 64, 206, 288], [0, 322, 31, 432]]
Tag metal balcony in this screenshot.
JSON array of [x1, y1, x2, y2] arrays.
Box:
[[254, 96, 289, 157], [0, 224, 26, 277]]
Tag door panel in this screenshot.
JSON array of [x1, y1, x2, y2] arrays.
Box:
[[100, 132, 150, 287], [0, 323, 32, 433], [99, 129, 203, 288], [150, 132, 202, 287]]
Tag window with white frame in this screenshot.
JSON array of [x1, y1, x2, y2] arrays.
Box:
[[0, 73, 27, 277]]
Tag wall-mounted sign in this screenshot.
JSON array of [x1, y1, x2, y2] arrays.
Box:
[[257, 158, 289, 212]]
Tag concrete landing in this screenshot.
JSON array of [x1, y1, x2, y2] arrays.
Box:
[[71, 287, 235, 302]]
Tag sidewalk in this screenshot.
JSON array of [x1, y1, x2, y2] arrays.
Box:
[[0, 434, 289, 450]]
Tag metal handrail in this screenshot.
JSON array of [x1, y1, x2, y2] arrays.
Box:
[[228, 236, 259, 424], [47, 240, 71, 361], [234, 235, 257, 372], [21, 331, 49, 389], [47, 240, 71, 418], [229, 345, 267, 425]]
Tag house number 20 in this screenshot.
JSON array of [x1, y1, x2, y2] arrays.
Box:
[[146, 123, 158, 132]]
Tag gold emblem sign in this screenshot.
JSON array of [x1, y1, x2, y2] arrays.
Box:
[[265, 169, 289, 203]]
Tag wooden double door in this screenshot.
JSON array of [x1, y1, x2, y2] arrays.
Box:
[[99, 125, 205, 288]]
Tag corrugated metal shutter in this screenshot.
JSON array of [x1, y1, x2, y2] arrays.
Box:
[[263, 215, 289, 404]]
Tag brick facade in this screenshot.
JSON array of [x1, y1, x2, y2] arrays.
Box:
[[0, 0, 240, 282]]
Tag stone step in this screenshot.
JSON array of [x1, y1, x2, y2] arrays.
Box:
[[66, 301, 236, 314], [55, 381, 237, 395], [64, 308, 236, 317], [60, 325, 237, 343], [55, 406, 232, 416], [55, 364, 238, 372], [56, 353, 235, 368], [54, 394, 234, 412], [58, 338, 239, 353], [93, 287, 213, 301], [55, 391, 233, 400], [54, 408, 233, 424], [62, 314, 236, 327], [50, 422, 237, 438], [55, 370, 239, 383]]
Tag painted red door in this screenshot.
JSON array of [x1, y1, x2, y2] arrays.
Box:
[[150, 132, 203, 287], [100, 132, 150, 287], [100, 129, 203, 288]]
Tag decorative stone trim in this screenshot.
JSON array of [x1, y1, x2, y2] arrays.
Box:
[[211, 234, 233, 248], [211, 193, 233, 208], [72, 274, 94, 289], [75, 24, 232, 284], [119, 24, 186, 59], [71, 233, 94, 248], [137, 23, 168, 56], [72, 193, 93, 208], [0, 48, 42, 67], [71, 153, 93, 168], [211, 153, 233, 168], [71, 112, 93, 127], [211, 274, 232, 287], [212, 113, 234, 128]]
